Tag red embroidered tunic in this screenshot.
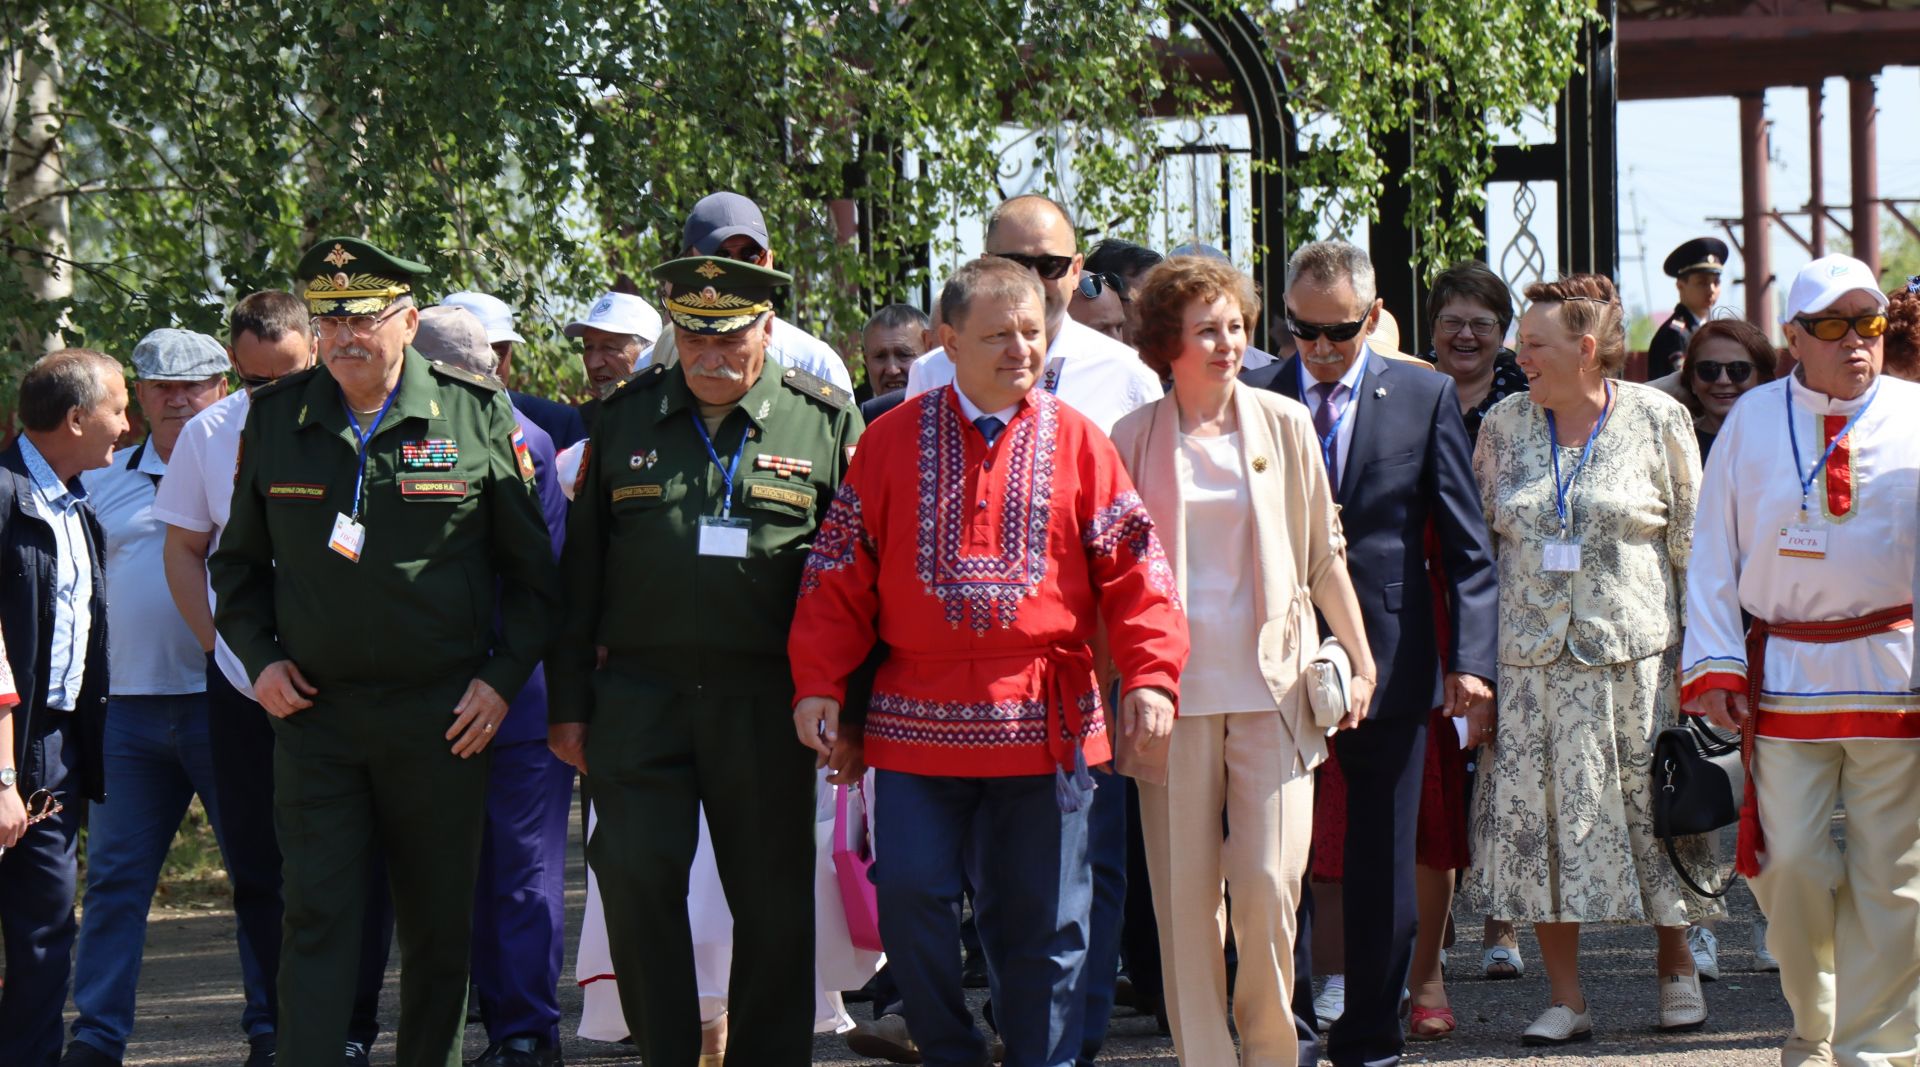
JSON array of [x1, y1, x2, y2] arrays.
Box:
[[790, 387, 1188, 778]]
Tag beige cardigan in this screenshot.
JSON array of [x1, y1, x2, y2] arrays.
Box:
[[1109, 383, 1353, 780]]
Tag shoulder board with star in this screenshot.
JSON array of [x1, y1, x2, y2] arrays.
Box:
[[777, 366, 853, 410], [246, 365, 321, 404], [428, 359, 504, 392], [604, 363, 670, 406]]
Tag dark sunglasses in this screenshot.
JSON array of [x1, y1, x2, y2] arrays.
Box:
[[1793, 313, 1888, 342], [1077, 271, 1128, 302], [238, 356, 317, 393], [1692, 360, 1755, 385], [991, 251, 1075, 281], [1286, 314, 1368, 343]]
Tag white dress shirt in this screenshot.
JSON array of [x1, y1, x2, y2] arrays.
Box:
[[150, 389, 255, 699], [19, 434, 93, 710], [905, 316, 1161, 435], [770, 317, 854, 392], [1297, 347, 1373, 486], [83, 441, 206, 695]]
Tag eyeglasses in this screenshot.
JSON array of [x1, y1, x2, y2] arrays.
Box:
[[311, 305, 405, 338], [1692, 360, 1755, 385], [1286, 314, 1369, 343], [990, 252, 1075, 281], [1435, 314, 1501, 338], [1792, 313, 1888, 342], [1077, 271, 1128, 303], [0, 790, 62, 858]]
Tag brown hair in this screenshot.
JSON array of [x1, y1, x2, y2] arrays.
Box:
[[229, 290, 312, 345], [1426, 261, 1514, 335], [1679, 319, 1779, 415], [1884, 282, 1920, 382], [1132, 256, 1262, 376], [938, 256, 1045, 332], [19, 349, 122, 432], [1522, 274, 1627, 377]]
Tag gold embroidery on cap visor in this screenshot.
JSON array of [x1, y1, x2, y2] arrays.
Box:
[[305, 270, 412, 315], [665, 288, 773, 334]]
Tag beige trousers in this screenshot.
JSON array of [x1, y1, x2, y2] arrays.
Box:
[[1749, 738, 1920, 1067], [1139, 711, 1314, 1067]]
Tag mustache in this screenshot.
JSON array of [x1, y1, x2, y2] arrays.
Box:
[[331, 344, 375, 361], [690, 363, 745, 381]]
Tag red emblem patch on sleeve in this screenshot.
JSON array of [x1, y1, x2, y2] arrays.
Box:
[[572, 442, 592, 498]]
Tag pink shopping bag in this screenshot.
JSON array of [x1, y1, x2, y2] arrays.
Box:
[[833, 783, 884, 952]]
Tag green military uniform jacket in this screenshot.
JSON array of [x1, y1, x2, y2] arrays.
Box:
[[550, 361, 862, 721], [211, 348, 558, 699]]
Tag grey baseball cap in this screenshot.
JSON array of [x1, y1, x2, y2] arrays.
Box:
[[131, 328, 230, 381], [413, 306, 497, 376], [682, 191, 770, 255]]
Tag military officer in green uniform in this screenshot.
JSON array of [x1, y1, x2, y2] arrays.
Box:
[[548, 255, 862, 1067], [210, 237, 558, 1067]]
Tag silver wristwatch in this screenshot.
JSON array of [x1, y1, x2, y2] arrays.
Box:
[[0, 767, 16, 789]]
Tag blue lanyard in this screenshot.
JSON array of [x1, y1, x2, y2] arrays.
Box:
[[339, 383, 399, 522], [690, 413, 745, 519], [1786, 376, 1877, 518], [1545, 380, 1613, 535]]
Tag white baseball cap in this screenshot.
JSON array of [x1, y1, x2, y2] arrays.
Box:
[[564, 292, 662, 344], [440, 291, 525, 345], [1781, 254, 1888, 325]]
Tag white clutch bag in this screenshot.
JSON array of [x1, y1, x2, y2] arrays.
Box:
[[1305, 637, 1352, 732]]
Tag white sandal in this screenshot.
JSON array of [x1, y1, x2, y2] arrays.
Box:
[[1483, 944, 1525, 979]]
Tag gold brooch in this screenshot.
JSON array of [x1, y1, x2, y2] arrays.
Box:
[[696, 261, 726, 279], [1252, 456, 1268, 473], [323, 244, 356, 268]]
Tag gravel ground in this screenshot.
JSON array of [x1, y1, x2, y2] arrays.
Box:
[[102, 803, 1806, 1066]]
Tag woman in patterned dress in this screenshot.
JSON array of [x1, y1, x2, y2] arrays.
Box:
[[1462, 274, 1719, 1045]]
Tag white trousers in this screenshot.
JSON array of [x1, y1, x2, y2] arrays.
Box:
[[1749, 738, 1920, 1067]]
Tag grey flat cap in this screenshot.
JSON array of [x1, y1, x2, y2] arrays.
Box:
[[682, 191, 770, 255], [414, 305, 499, 377], [131, 328, 230, 381]]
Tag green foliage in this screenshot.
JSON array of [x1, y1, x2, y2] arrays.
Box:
[[4, 1, 1595, 402]]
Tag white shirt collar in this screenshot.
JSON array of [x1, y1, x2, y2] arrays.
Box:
[[952, 384, 1020, 427], [1297, 346, 1372, 398]]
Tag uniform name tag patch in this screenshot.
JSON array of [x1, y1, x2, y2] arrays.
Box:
[[748, 482, 814, 508], [399, 478, 468, 497], [401, 439, 459, 470], [612, 484, 663, 502], [269, 483, 327, 500]]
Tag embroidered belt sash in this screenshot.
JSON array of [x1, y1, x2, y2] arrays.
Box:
[[894, 642, 1101, 791], [1737, 604, 1914, 876]]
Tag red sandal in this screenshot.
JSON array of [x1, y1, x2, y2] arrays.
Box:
[[1409, 1004, 1457, 1041]]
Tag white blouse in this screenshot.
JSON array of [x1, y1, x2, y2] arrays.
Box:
[[1178, 431, 1278, 715]]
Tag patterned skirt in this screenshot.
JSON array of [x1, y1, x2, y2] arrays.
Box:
[[1461, 644, 1723, 924]]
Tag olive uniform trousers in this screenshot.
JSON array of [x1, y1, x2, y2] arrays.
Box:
[[584, 666, 818, 1067]]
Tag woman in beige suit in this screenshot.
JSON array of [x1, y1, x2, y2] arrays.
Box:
[[1111, 256, 1375, 1067]]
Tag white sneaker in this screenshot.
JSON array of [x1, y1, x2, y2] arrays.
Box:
[[1521, 1003, 1593, 1046], [1687, 924, 1721, 981], [1658, 972, 1708, 1032], [1313, 974, 1346, 1033], [1753, 918, 1780, 971]]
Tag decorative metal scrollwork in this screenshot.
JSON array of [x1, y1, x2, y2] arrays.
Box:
[[1500, 182, 1549, 296]]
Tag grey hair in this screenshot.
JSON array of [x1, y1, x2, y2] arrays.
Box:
[[939, 256, 1046, 331], [1286, 240, 1378, 309], [863, 302, 931, 335], [19, 349, 122, 432]]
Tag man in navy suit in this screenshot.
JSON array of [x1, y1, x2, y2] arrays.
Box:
[[1242, 241, 1497, 1067]]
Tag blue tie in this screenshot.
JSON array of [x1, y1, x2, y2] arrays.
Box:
[[974, 415, 1005, 445], [1312, 381, 1342, 495]]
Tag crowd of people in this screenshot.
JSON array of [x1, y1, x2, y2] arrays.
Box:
[[2, 184, 1919, 1067]]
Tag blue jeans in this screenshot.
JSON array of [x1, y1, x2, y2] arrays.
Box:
[[69, 694, 230, 1059], [873, 770, 1092, 1067]]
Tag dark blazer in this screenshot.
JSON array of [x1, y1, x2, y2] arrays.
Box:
[[1243, 350, 1497, 718], [510, 389, 588, 452], [1, 439, 111, 799]]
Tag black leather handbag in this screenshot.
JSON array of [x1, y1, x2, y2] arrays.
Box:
[[1652, 717, 1744, 898]]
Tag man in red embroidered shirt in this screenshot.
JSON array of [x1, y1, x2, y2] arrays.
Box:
[[790, 256, 1188, 1067]]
